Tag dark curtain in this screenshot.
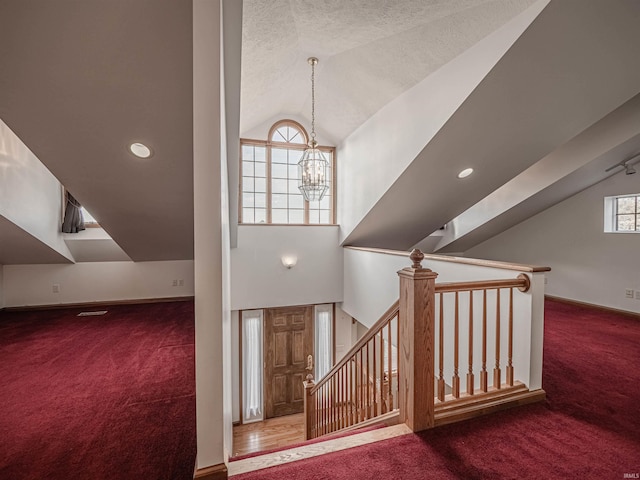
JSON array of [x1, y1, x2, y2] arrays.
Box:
[[62, 192, 85, 233]]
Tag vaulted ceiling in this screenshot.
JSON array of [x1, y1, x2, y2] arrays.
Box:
[[0, 0, 638, 264]]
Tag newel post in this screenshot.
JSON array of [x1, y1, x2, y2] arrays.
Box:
[[397, 249, 438, 432], [303, 373, 315, 440]]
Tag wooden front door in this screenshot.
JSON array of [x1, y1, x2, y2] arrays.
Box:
[[264, 306, 314, 419]]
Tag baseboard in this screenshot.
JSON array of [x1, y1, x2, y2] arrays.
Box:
[[545, 295, 640, 319], [3, 296, 194, 312], [194, 463, 228, 480]]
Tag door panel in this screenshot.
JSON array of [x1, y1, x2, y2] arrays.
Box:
[[264, 306, 313, 418]]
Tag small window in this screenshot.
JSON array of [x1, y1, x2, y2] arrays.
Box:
[[81, 207, 99, 226], [314, 304, 333, 381], [240, 120, 335, 225], [242, 309, 264, 423], [604, 194, 640, 232]]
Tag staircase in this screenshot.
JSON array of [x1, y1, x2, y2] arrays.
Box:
[[303, 249, 547, 440]]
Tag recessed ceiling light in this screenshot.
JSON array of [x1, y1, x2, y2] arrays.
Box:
[[129, 142, 152, 159], [458, 168, 473, 179]]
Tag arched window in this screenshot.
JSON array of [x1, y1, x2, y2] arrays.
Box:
[[240, 120, 335, 224]]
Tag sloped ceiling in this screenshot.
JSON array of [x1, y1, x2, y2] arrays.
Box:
[[0, 0, 193, 262], [241, 0, 537, 142], [1, 0, 637, 264], [343, 0, 640, 250]]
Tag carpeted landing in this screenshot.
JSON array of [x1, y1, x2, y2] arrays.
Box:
[[232, 299, 640, 480], [0, 301, 196, 480]]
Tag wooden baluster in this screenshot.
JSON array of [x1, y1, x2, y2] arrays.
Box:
[[452, 291, 460, 398], [438, 292, 445, 401], [365, 341, 370, 419], [494, 289, 502, 389], [467, 290, 474, 396], [316, 385, 320, 438], [304, 375, 315, 440], [350, 358, 355, 425], [324, 384, 328, 435], [507, 287, 514, 386], [379, 331, 386, 413], [480, 289, 488, 393], [396, 311, 400, 407], [329, 375, 334, 433], [343, 364, 347, 427], [387, 321, 393, 410], [359, 349, 364, 422], [372, 336, 377, 417], [339, 366, 344, 429]]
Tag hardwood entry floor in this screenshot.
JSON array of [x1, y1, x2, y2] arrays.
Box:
[[232, 413, 305, 457]]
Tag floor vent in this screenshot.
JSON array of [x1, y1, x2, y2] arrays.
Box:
[[77, 310, 108, 317]]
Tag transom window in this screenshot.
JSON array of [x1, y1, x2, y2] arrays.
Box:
[[240, 120, 335, 225]]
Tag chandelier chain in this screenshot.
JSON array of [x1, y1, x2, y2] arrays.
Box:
[[310, 59, 316, 142]]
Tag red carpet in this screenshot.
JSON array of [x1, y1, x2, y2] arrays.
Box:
[[234, 299, 640, 480], [0, 301, 196, 480]]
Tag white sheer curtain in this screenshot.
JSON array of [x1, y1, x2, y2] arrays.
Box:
[[242, 311, 263, 422], [315, 306, 333, 380]]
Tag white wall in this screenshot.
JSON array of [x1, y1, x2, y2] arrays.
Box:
[[231, 225, 343, 310], [2, 260, 194, 307], [0, 118, 73, 261], [467, 170, 640, 314], [231, 310, 240, 423], [193, 0, 226, 470], [334, 305, 355, 361]]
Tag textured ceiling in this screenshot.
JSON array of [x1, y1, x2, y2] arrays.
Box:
[[241, 0, 538, 143]]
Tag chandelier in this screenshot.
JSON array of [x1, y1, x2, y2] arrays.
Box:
[[298, 57, 329, 202]]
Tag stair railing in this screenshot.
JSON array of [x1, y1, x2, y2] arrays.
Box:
[[305, 249, 545, 439], [304, 300, 400, 439]]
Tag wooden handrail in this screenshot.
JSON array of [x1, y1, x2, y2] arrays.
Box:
[[435, 274, 530, 293], [310, 300, 399, 395], [344, 246, 551, 273]]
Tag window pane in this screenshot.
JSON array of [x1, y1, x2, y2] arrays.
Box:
[[289, 209, 304, 223], [272, 148, 287, 164], [242, 145, 254, 160], [637, 214, 640, 230], [255, 193, 266, 208], [308, 209, 320, 224], [255, 162, 266, 177], [242, 208, 254, 223], [275, 127, 288, 142], [272, 179, 287, 194], [617, 214, 635, 231], [272, 193, 288, 208], [288, 164, 298, 178], [272, 163, 288, 179], [320, 194, 331, 209], [617, 197, 636, 214], [288, 179, 299, 194], [242, 161, 254, 176], [320, 210, 331, 224], [288, 150, 303, 165], [243, 193, 254, 208], [242, 177, 254, 192], [255, 209, 267, 223], [272, 209, 288, 224], [255, 178, 266, 193], [254, 146, 266, 162], [289, 194, 304, 209]]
